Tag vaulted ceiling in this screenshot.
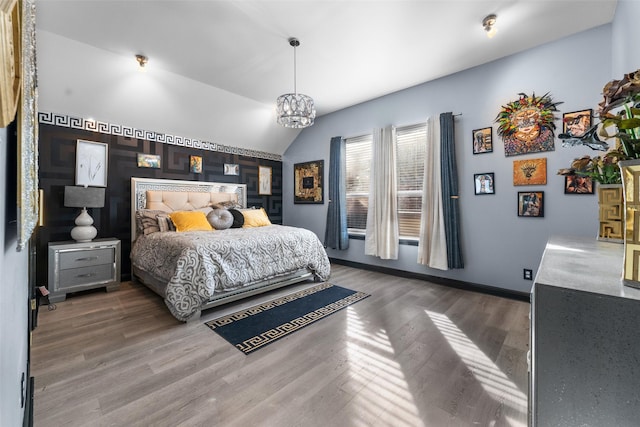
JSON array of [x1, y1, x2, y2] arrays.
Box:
[[36, 0, 618, 154]]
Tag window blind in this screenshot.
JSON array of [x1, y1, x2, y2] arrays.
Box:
[[345, 134, 372, 233], [396, 124, 426, 238]]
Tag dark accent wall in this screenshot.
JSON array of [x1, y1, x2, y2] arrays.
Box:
[[36, 123, 283, 286]]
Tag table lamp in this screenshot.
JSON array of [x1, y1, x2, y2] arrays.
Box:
[[64, 186, 105, 242]]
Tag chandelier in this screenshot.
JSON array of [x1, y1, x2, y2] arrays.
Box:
[[276, 38, 316, 128]]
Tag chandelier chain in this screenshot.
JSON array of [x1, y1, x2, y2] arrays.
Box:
[[293, 43, 297, 94]]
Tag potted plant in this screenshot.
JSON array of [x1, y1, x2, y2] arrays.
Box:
[[558, 69, 640, 245], [557, 151, 624, 185], [603, 69, 640, 287], [598, 69, 640, 159], [558, 69, 640, 180]]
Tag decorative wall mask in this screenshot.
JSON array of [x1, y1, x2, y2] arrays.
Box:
[[496, 92, 562, 157]]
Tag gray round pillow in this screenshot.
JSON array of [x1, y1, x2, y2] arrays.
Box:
[[207, 208, 234, 230]]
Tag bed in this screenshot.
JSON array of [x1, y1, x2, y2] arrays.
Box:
[[130, 177, 331, 321]]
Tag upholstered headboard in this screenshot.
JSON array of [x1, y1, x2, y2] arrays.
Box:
[[130, 177, 247, 242]]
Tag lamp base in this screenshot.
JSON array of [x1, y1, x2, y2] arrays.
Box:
[[71, 208, 97, 242]]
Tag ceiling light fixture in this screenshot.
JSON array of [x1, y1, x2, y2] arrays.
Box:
[[482, 14, 498, 39], [135, 54, 148, 71], [276, 38, 316, 129]]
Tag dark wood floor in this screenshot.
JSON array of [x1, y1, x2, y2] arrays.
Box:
[[31, 264, 530, 426]]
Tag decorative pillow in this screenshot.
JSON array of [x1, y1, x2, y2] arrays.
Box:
[[135, 209, 166, 235], [196, 206, 214, 216], [156, 213, 176, 232], [228, 208, 245, 228], [207, 209, 233, 230], [242, 208, 272, 228], [216, 200, 242, 210], [168, 211, 213, 232]]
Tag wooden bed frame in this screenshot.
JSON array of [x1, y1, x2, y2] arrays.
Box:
[[130, 177, 315, 321]]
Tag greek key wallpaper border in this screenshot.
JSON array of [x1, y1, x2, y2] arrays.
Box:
[[38, 112, 282, 161]]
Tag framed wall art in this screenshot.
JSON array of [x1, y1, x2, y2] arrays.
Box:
[[517, 191, 544, 217], [16, 0, 38, 251], [497, 92, 561, 157], [137, 153, 161, 169], [564, 175, 594, 194], [76, 140, 108, 187], [472, 127, 493, 154], [562, 109, 592, 138], [224, 163, 240, 176], [0, 0, 21, 127], [190, 155, 202, 173], [294, 160, 324, 204], [258, 165, 272, 195], [473, 172, 495, 195], [513, 157, 546, 186]]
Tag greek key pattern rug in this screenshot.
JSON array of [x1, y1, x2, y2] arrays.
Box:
[[205, 283, 370, 354]]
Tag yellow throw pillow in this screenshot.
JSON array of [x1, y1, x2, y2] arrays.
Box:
[[242, 208, 272, 228], [169, 211, 213, 232]]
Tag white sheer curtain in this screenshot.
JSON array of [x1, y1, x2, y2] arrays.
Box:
[[417, 117, 448, 270], [365, 126, 399, 259]]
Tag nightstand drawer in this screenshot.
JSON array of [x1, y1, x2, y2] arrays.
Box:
[[59, 248, 114, 269], [58, 264, 114, 288]]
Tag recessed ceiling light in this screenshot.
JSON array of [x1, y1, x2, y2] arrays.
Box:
[[135, 54, 148, 71], [482, 14, 498, 39]]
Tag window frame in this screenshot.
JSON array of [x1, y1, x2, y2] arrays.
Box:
[[344, 122, 426, 242]]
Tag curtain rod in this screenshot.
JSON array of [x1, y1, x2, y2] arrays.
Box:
[[341, 114, 462, 140]]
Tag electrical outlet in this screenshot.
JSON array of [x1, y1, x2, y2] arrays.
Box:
[[523, 269, 533, 280]]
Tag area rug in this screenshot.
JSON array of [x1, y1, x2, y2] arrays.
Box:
[[205, 283, 370, 354]]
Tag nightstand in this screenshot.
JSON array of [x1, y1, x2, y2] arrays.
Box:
[[48, 238, 121, 303]]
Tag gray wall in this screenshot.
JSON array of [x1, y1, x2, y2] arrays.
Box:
[[0, 126, 30, 426], [611, 0, 640, 78], [284, 24, 615, 294]]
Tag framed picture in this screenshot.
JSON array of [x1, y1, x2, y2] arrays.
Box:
[[513, 158, 546, 186], [473, 127, 493, 154], [0, 0, 21, 127], [474, 172, 495, 195], [563, 109, 592, 138], [258, 165, 272, 195], [294, 160, 324, 204], [76, 140, 108, 187], [190, 155, 203, 173], [564, 175, 595, 194], [224, 163, 240, 176], [16, 0, 38, 251], [517, 191, 544, 217], [137, 153, 161, 169]]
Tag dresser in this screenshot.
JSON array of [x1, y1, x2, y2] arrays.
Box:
[[47, 238, 121, 303], [530, 235, 640, 426]]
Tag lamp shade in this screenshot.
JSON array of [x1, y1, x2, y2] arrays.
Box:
[[64, 186, 105, 208]]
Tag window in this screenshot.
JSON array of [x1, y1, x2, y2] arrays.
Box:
[[345, 123, 426, 238], [396, 124, 426, 238], [345, 134, 372, 233]]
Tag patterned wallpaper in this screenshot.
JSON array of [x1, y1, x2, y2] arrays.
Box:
[[37, 113, 283, 285], [39, 112, 283, 161]]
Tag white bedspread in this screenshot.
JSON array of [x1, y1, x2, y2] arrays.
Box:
[[131, 225, 331, 321]]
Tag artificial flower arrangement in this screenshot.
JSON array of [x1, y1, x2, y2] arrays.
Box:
[[558, 69, 640, 183]]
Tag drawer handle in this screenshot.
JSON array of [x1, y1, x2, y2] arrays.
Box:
[[75, 256, 99, 262], [76, 273, 96, 278]]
